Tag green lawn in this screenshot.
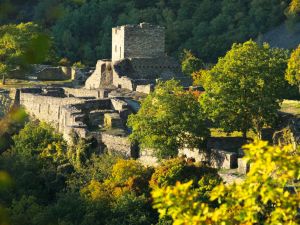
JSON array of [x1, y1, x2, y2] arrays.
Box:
[[0, 79, 73, 89], [210, 128, 257, 139], [280, 99, 300, 116]]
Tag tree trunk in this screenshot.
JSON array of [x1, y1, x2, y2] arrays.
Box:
[[242, 130, 247, 139], [2, 74, 5, 85]]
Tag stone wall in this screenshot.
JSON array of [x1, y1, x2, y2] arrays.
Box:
[[85, 60, 107, 89], [101, 132, 134, 157], [138, 147, 158, 166], [112, 72, 134, 90], [20, 93, 84, 129], [113, 57, 182, 80], [124, 23, 165, 59], [85, 60, 113, 89], [64, 87, 106, 99], [178, 147, 238, 169], [111, 57, 184, 91], [136, 84, 153, 94], [129, 57, 181, 79]]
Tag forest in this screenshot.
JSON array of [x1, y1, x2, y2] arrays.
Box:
[[0, 0, 294, 65]]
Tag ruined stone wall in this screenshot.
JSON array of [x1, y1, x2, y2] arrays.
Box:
[[85, 60, 113, 89], [63, 87, 107, 99], [101, 132, 133, 157], [58, 99, 115, 142], [129, 57, 181, 79], [178, 147, 238, 169], [138, 147, 158, 167], [59, 104, 88, 142], [20, 93, 84, 129], [110, 57, 183, 92], [113, 57, 181, 79], [136, 84, 153, 94], [112, 72, 134, 90]]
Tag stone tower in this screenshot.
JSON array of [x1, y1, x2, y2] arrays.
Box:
[[85, 22, 188, 92], [112, 22, 165, 61]]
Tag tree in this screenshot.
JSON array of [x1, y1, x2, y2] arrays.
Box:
[[200, 40, 288, 138], [127, 80, 209, 158], [12, 121, 66, 158], [181, 49, 203, 78], [81, 159, 153, 200], [80, 159, 157, 225], [0, 22, 50, 81], [149, 158, 221, 191], [286, 45, 300, 91], [0, 171, 11, 225], [152, 141, 300, 224]]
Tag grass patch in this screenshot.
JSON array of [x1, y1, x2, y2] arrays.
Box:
[[280, 99, 300, 116], [210, 128, 257, 139], [0, 79, 73, 89]]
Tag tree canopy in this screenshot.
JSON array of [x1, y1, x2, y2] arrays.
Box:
[[181, 49, 203, 78], [200, 40, 288, 138], [0, 22, 50, 76], [127, 80, 209, 158], [286, 44, 300, 90], [0, 0, 290, 65]]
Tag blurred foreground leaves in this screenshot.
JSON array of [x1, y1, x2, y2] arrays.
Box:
[[0, 107, 27, 154]]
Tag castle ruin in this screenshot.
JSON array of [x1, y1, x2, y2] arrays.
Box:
[[6, 23, 190, 162], [85, 22, 188, 93]]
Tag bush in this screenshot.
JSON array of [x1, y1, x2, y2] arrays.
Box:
[[150, 158, 221, 192]]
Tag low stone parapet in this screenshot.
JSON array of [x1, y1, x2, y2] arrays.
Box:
[[101, 131, 134, 157], [178, 147, 238, 169], [237, 158, 250, 174], [139, 147, 158, 167]]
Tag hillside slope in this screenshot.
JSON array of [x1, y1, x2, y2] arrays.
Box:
[[261, 22, 300, 49]]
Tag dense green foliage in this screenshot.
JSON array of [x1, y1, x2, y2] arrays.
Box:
[[0, 22, 50, 77], [286, 44, 300, 90], [152, 141, 300, 224], [0, 120, 221, 225], [200, 40, 289, 138], [0, 0, 290, 65], [149, 158, 221, 200], [128, 80, 209, 158], [0, 108, 27, 152], [181, 50, 203, 78]]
